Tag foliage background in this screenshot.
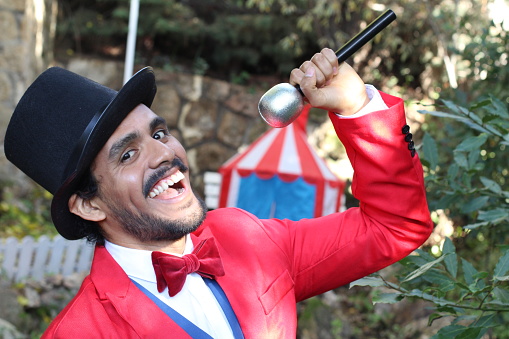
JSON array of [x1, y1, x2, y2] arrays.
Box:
[[1, 0, 508, 337]]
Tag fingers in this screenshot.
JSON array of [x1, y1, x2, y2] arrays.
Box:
[[309, 48, 338, 86], [287, 48, 366, 114], [289, 48, 338, 87]]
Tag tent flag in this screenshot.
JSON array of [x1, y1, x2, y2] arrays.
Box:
[[218, 105, 345, 220]]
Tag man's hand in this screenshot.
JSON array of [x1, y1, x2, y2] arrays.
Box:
[[289, 48, 369, 116]]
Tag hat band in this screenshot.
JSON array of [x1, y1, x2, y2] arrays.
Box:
[[62, 110, 103, 182]]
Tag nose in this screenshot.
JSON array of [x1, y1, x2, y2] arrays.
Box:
[[147, 138, 176, 169]]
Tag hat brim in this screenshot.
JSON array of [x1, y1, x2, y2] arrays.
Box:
[[51, 67, 157, 240]]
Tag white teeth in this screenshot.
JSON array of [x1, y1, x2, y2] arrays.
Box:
[[148, 170, 185, 198]]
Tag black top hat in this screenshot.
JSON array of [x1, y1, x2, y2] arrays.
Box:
[[4, 66, 157, 240]]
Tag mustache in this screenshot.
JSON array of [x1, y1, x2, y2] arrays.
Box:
[[143, 157, 188, 197]]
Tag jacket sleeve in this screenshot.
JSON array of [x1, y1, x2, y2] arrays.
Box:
[[261, 91, 433, 302]]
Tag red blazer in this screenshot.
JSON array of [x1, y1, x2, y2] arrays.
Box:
[[42, 92, 433, 338]]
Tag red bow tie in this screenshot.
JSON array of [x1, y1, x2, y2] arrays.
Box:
[[152, 238, 225, 297]]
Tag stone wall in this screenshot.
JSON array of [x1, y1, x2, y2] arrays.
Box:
[[0, 0, 56, 188]]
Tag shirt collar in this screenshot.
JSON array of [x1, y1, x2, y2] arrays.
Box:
[[104, 234, 194, 283]]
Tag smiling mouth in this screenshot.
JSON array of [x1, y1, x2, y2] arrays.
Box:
[[148, 171, 186, 198]]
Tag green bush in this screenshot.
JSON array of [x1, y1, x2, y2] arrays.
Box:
[[0, 186, 56, 239], [353, 94, 509, 338]]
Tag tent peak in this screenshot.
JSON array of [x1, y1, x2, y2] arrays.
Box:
[[293, 104, 311, 133]]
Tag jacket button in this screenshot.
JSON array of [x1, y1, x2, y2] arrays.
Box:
[[404, 133, 413, 142], [411, 149, 416, 157], [402, 125, 410, 134], [408, 141, 415, 150]]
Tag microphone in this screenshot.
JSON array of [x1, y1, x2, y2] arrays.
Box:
[[258, 9, 397, 128]]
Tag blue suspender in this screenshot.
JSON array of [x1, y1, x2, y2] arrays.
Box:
[[131, 279, 244, 339], [203, 279, 244, 339]]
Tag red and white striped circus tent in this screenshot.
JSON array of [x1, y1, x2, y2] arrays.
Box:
[[218, 105, 345, 220]]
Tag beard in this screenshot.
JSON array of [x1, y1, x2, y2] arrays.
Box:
[[104, 194, 207, 243]]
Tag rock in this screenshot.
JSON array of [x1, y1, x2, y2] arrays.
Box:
[[23, 285, 41, 308], [0, 280, 23, 327], [0, 318, 24, 339]]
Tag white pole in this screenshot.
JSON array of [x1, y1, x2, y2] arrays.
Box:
[[123, 0, 140, 84]]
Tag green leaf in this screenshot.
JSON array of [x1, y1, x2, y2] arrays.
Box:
[[494, 275, 509, 281], [492, 287, 509, 303], [405, 289, 450, 306], [462, 259, 478, 285], [403, 255, 445, 282], [455, 134, 488, 152], [455, 327, 484, 339], [488, 96, 509, 118], [463, 221, 491, 230], [415, 248, 438, 262], [349, 276, 385, 288], [418, 109, 459, 119], [442, 237, 456, 255], [461, 196, 490, 214], [479, 177, 502, 195], [469, 98, 492, 110], [482, 114, 499, 124], [418, 109, 491, 134], [372, 292, 403, 304], [447, 163, 459, 180], [444, 253, 458, 280], [422, 269, 456, 291], [443, 238, 458, 278], [436, 305, 459, 315], [494, 250, 509, 280], [484, 299, 509, 307], [478, 208, 509, 223], [428, 313, 444, 326], [454, 281, 472, 291], [475, 313, 500, 328], [423, 133, 439, 171], [399, 254, 428, 267], [434, 192, 461, 210], [454, 151, 468, 168], [473, 271, 489, 281], [452, 315, 478, 325], [467, 150, 481, 170], [431, 324, 468, 339], [441, 100, 462, 114]]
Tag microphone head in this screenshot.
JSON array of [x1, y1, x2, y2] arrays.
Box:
[[258, 83, 304, 128]]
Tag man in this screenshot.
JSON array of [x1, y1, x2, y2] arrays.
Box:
[[4, 48, 433, 338]]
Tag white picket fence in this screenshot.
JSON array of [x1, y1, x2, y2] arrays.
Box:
[[0, 235, 94, 283]]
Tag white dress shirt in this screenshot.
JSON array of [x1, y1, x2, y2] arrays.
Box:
[[105, 235, 235, 339], [104, 84, 389, 338]]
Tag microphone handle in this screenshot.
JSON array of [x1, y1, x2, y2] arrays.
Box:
[[296, 9, 397, 96]]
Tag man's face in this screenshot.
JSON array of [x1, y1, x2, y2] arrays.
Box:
[[89, 104, 206, 243]]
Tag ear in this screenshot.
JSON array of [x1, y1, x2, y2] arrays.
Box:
[[68, 194, 106, 222]]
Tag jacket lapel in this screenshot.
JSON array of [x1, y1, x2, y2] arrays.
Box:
[[90, 246, 193, 338]]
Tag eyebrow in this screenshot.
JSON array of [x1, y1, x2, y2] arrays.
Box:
[[108, 116, 168, 161], [150, 116, 167, 131], [108, 131, 140, 161]]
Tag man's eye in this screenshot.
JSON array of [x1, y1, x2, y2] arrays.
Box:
[[153, 130, 168, 140], [121, 150, 135, 162]]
